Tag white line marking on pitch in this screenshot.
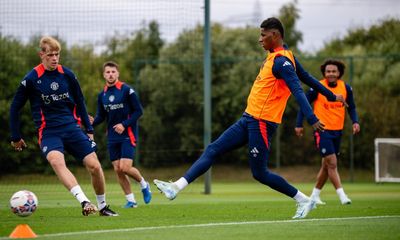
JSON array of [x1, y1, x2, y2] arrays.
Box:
[[1, 215, 399, 239]]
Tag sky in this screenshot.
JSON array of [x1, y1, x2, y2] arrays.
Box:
[[213, 0, 400, 52], [0, 0, 399, 53]]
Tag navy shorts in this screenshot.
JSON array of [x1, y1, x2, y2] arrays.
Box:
[[107, 139, 135, 161], [314, 130, 342, 157], [39, 124, 97, 161]]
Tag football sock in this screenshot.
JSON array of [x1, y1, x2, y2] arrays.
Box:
[[126, 193, 135, 202], [311, 187, 321, 198], [174, 177, 188, 191], [70, 185, 90, 204], [140, 178, 148, 189], [293, 190, 309, 203], [336, 188, 346, 199], [96, 194, 106, 210]]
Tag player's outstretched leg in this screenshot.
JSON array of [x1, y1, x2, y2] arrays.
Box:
[[153, 179, 179, 200], [292, 199, 317, 219]]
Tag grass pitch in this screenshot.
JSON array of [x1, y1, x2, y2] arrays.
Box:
[[0, 181, 399, 239]]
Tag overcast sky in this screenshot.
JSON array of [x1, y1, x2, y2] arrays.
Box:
[[213, 0, 400, 51], [1, 0, 399, 53]]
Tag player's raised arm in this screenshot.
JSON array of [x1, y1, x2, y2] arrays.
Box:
[[294, 58, 348, 107], [295, 87, 318, 136], [272, 56, 323, 131]]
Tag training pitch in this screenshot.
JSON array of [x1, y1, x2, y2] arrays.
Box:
[[0, 182, 399, 239]]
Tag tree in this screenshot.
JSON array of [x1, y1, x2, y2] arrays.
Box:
[[277, 0, 303, 51]]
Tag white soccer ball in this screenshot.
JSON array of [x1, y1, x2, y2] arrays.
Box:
[[10, 190, 38, 217]]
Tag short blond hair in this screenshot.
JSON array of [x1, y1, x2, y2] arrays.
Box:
[[39, 36, 61, 52]]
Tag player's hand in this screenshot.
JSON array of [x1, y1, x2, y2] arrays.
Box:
[[11, 139, 27, 152], [113, 123, 125, 134], [88, 114, 94, 125], [312, 121, 325, 132], [353, 123, 360, 135], [294, 127, 304, 137], [335, 94, 349, 107]]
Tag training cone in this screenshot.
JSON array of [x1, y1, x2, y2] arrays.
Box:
[[9, 224, 37, 238]]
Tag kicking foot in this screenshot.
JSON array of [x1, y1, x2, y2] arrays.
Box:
[[153, 179, 179, 200], [292, 199, 316, 219]]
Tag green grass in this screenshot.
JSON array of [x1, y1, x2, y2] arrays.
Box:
[[0, 182, 399, 239]]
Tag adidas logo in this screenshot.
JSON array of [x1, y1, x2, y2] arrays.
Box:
[[250, 147, 259, 157], [283, 61, 291, 67]]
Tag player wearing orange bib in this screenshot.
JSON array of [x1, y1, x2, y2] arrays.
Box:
[[154, 18, 346, 219], [295, 59, 360, 205]]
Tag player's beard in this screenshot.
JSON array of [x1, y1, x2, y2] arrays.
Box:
[[107, 78, 117, 86]]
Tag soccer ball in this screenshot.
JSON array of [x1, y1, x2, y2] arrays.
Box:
[[10, 190, 38, 217]]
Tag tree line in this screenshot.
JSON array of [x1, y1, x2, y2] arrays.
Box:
[[0, 3, 399, 174]]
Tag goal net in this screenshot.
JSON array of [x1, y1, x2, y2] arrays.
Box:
[[375, 138, 400, 182]]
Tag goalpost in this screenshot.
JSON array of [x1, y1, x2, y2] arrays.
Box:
[[375, 138, 400, 183]]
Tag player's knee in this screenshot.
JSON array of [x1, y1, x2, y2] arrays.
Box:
[[326, 162, 338, 169], [48, 159, 66, 170], [113, 164, 123, 174], [324, 155, 338, 169], [86, 161, 102, 174], [47, 151, 66, 169], [205, 144, 219, 157], [252, 169, 269, 183], [120, 165, 131, 174]]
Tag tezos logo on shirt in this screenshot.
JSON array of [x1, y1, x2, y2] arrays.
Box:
[[50, 82, 59, 91]]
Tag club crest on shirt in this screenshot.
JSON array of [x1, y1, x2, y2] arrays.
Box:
[[50, 82, 59, 91], [109, 95, 115, 102]]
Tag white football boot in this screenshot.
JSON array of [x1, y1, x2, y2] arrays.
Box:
[[292, 199, 316, 219], [153, 179, 179, 200]]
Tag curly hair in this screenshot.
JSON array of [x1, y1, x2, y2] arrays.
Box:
[[320, 59, 345, 79]]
